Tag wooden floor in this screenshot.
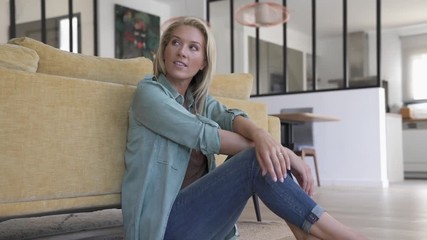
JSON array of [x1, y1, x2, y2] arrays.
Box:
[[1, 180, 427, 240], [239, 180, 427, 239]]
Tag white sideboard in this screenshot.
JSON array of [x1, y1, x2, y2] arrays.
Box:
[[403, 119, 427, 178]]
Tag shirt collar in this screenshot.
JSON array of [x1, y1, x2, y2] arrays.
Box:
[[157, 74, 195, 110]]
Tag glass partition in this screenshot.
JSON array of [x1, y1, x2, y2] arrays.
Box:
[[209, 0, 232, 74], [282, 0, 311, 92], [316, 0, 343, 90], [348, 0, 377, 87], [14, 0, 42, 40], [13, 0, 94, 55], [207, 0, 380, 96]]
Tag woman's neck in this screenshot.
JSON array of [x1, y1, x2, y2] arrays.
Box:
[[167, 78, 191, 96]]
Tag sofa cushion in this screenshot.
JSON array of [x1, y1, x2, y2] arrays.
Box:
[[0, 43, 39, 73], [8, 37, 153, 86], [0, 67, 134, 203], [210, 73, 253, 100]]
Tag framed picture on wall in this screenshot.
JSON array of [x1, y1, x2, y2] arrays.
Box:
[[114, 4, 160, 60]]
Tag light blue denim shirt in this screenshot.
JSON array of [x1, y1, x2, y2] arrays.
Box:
[[121, 74, 247, 240]]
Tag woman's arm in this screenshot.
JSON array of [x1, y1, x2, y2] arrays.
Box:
[[286, 149, 315, 196], [218, 129, 253, 156], [132, 79, 221, 155], [229, 116, 314, 194]]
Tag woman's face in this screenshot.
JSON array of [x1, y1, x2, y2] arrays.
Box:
[[163, 25, 206, 85]]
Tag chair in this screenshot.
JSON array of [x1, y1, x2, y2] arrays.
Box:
[[280, 107, 320, 187]]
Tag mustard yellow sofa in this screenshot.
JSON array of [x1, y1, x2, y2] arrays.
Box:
[[0, 37, 280, 221]]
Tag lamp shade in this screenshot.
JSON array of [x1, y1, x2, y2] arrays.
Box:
[[235, 2, 289, 28]]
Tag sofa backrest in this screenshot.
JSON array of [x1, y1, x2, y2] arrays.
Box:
[[210, 73, 253, 100], [0, 43, 39, 73], [5, 37, 255, 101], [8, 37, 153, 86]]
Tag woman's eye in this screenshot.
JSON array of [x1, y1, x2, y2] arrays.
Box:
[[171, 39, 180, 46], [190, 45, 199, 51]]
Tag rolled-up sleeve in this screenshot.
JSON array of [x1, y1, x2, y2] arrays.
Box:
[[204, 95, 248, 131], [131, 79, 221, 155]]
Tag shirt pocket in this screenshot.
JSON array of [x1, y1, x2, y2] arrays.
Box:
[[153, 136, 186, 171]]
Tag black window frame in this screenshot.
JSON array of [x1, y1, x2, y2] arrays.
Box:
[[207, 0, 382, 97]]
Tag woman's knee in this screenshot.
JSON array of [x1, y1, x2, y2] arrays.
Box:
[[225, 147, 260, 176]]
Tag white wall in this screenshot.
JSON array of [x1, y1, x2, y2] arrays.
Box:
[[0, 0, 9, 43], [251, 88, 389, 187]]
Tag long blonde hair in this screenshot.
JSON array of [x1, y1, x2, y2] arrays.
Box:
[[153, 16, 216, 115]]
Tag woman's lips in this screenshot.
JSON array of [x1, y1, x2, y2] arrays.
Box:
[[174, 60, 187, 67]]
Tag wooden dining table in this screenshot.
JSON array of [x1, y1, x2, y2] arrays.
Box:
[[270, 112, 340, 150]]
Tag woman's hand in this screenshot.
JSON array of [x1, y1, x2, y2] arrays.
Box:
[[252, 130, 315, 195], [285, 149, 315, 196], [231, 116, 313, 192], [232, 116, 291, 183], [251, 129, 315, 195], [251, 129, 291, 183]]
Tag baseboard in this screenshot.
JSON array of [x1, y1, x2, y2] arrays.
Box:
[[319, 178, 389, 188], [404, 171, 427, 179]]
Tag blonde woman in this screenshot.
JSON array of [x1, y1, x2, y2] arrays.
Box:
[[121, 16, 367, 240]]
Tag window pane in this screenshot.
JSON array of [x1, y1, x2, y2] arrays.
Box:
[[210, 0, 231, 74], [410, 53, 427, 99], [347, 0, 377, 87], [287, 0, 312, 92], [14, 0, 87, 54], [15, 0, 41, 40], [316, 0, 343, 90], [258, 23, 285, 95], [401, 34, 427, 102], [59, 17, 79, 53]]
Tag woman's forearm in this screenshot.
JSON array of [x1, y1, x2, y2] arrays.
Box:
[[218, 116, 265, 155], [232, 115, 265, 141], [218, 129, 254, 155]]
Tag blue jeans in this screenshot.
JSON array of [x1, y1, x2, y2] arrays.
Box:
[[164, 148, 324, 240]]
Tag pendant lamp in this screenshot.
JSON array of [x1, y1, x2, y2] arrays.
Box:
[[235, 2, 290, 28]]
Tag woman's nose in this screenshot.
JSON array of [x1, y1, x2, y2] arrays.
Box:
[[177, 45, 187, 57]]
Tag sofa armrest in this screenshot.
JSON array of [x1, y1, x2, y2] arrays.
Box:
[[268, 115, 281, 143]]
